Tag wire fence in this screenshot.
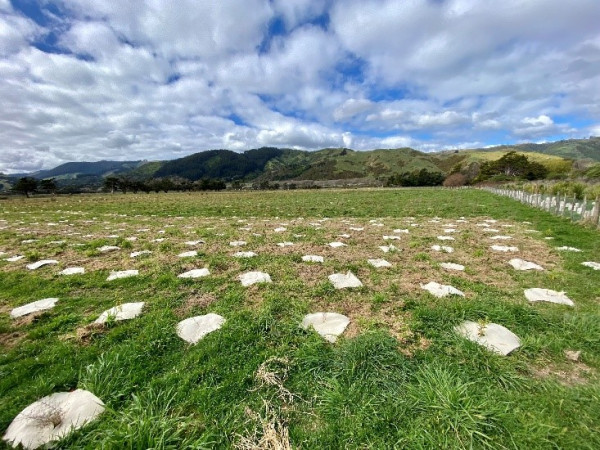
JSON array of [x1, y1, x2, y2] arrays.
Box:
[[483, 187, 600, 228]]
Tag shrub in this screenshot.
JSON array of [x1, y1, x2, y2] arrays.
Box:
[[443, 173, 467, 187]]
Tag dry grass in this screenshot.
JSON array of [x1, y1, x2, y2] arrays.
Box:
[[2, 214, 560, 348], [530, 361, 595, 386], [253, 357, 294, 404], [0, 331, 25, 348], [59, 322, 106, 345], [235, 401, 292, 450], [21, 399, 64, 428], [174, 293, 218, 318]]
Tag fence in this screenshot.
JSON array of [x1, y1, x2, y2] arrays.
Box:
[[483, 187, 600, 228]]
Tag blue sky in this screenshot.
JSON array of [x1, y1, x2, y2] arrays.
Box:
[[1, 0, 599, 172]]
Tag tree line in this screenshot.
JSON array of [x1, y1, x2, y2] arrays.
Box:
[[102, 176, 226, 193], [9, 176, 226, 196], [386, 169, 445, 187], [7, 152, 556, 196]]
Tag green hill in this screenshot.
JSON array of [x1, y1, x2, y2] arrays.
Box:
[[11, 137, 599, 187], [467, 137, 600, 163], [31, 160, 144, 179]]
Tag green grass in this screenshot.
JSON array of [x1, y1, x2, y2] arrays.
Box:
[[1, 188, 599, 449]]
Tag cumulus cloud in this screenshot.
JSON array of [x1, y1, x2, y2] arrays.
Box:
[[513, 115, 569, 138], [333, 98, 374, 121], [0, 0, 599, 172], [0, 2, 40, 56]]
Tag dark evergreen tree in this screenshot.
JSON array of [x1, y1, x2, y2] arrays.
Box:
[[13, 177, 38, 197]]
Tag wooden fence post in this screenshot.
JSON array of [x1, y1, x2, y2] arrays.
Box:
[[593, 197, 600, 228]]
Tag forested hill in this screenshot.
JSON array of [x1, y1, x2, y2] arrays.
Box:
[[28, 160, 144, 179], [7, 137, 599, 188], [472, 137, 600, 163], [153, 147, 295, 180]]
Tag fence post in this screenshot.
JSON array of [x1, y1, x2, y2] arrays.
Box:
[[593, 197, 600, 228], [555, 193, 561, 215], [571, 194, 576, 220]]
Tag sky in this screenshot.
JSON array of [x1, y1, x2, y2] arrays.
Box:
[[1, 0, 600, 173]]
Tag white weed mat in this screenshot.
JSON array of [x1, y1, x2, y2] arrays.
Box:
[[455, 321, 521, 356], [60, 267, 85, 275], [239, 271, 272, 287], [26, 260, 58, 270], [431, 245, 453, 253], [301, 312, 350, 343], [3, 389, 104, 450], [490, 245, 518, 252], [328, 271, 363, 289], [440, 263, 465, 271], [130, 250, 152, 258], [10, 298, 59, 319], [233, 251, 257, 258], [106, 270, 138, 281], [421, 282, 464, 298], [98, 245, 120, 253], [524, 288, 574, 306], [94, 302, 145, 324], [508, 259, 543, 271], [178, 268, 210, 278], [367, 258, 391, 268], [184, 240, 205, 246], [302, 255, 324, 263], [176, 313, 225, 344], [177, 251, 198, 258]]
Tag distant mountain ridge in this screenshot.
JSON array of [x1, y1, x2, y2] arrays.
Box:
[[26, 160, 144, 179], [8, 137, 599, 187], [471, 137, 600, 162]]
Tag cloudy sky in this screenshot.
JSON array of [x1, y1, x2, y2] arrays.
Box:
[[1, 0, 600, 173]]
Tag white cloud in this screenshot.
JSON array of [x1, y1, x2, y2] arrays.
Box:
[[515, 115, 554, 135], [588, 125, 600, 137], [333, 98, 373, 121], [271, 0, 329, 29], [522, 115, 553, 127], [60, 0, 273, 59], [59, 21, 121, 59], [105, 132, 139, 149], [256, 123, 346, 149], [0, 0, 599, 172], [0, 5, 40, 56]]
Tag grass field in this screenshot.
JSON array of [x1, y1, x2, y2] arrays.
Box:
[[1, 188, 599, 449]]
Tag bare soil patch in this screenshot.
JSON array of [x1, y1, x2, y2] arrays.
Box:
[[175, 293, 218, 318]]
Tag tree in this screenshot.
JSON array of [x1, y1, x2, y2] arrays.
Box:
[[443, 173, 467, 187], [478, 152, 548, 181], [117, 177, 132, 194], [159, 177, 175, 193], [13, 177, 38, 197], [103, 176, 120, 194], [387, 169, 445, 187], [40, 178, 57, 194]]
